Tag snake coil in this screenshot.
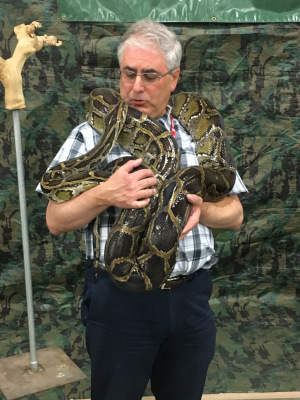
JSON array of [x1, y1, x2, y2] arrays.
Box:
[[41, 88, 236, 291]]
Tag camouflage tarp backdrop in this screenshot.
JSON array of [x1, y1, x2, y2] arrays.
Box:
[[0, 1, 299, 399]]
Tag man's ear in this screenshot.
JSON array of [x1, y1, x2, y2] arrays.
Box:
[[171, 68, 180, 92]]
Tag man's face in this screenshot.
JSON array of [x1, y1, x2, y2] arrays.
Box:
[[119, 46, 180, 119]]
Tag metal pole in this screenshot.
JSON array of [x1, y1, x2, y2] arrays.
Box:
[[12, 109, 39, 371]]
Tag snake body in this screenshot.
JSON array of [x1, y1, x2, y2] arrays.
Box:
[[41, 88, 236, 291]]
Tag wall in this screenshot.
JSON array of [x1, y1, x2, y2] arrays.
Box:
[[0, 1, 299, 398]]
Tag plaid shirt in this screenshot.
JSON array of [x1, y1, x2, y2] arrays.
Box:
[[37, 106, 247, 277]]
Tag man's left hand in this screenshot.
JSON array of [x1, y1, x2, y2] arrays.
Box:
[[179, 194, 203, 240]]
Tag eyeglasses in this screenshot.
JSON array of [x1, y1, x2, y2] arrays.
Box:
[[120, 68, 174, 85]]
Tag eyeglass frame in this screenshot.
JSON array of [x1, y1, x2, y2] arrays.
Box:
[[119, 67, 175, 85]]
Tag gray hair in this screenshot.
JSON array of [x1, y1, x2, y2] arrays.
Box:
[[118, 20, 182, 70]]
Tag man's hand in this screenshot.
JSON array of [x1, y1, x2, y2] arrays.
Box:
[[179, 194, 203, 240], [102, 158, 158, 209], [46, 158, 158, 235], [179, 193, 244, 241]]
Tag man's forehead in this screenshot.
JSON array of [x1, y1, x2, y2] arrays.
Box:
[[121, 45, 166, 62], [122, 65, 159, 73]]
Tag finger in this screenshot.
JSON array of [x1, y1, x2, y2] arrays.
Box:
[[186, 193, 203, 206], [179, 231, 186, 241], [138, 187, 157, 198], [179, 204, 201, 241], [122, 158, 143, 172], [179, 218, 193, 240], [137, 176, 158, 190], [131, 168, 156, 183], [179, 226, 189, 241], [131, 197, 151, 208]]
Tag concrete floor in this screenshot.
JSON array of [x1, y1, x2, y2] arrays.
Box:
[[75, 392, 300, 400]]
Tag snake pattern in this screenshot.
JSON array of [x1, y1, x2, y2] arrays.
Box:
[[41, 88, 236, 292]]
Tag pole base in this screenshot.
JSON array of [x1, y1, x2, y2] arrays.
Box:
[[0, 347, 86, 400]]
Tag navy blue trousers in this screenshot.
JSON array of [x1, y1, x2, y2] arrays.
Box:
[[82, 261, 216, 400]]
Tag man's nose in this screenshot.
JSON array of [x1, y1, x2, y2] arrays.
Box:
[[132, 75, 145, 91]]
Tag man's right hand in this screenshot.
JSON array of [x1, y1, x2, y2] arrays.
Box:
[[46, 158, 157, 235], [101, 158, 157, 209]]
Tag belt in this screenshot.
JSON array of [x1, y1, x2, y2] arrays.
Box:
[[90, 259, 197, 290], [160, 272, 196, 290]]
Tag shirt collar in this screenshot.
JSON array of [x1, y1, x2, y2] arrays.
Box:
[[159, 105, 172, 128]]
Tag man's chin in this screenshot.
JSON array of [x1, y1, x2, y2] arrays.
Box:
[[126, 100, 157, 118], [130, 104, 150, 115]]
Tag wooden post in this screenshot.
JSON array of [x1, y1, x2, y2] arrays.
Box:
[[0, 21, 62, 110]]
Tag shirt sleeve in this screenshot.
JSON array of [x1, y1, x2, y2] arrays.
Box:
[[229, 170, 248, 195], [36, 122, 98, 195]]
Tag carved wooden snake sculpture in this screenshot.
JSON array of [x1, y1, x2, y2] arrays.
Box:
[[41, 88, 236, 291]]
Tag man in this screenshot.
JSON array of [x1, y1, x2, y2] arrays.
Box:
[[38, 20, 247, 400]]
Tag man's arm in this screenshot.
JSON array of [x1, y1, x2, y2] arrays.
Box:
[[46, 158, 157, 235], [179, 193, 244, 240]]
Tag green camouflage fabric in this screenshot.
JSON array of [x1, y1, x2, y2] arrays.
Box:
[[0, 1, 299, 398]]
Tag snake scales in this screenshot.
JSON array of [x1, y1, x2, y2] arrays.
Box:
[[41, 88, 236, 292]]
